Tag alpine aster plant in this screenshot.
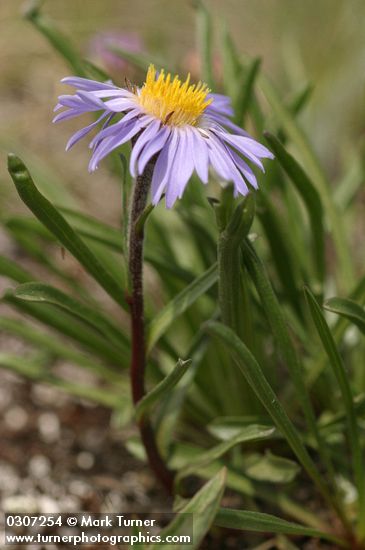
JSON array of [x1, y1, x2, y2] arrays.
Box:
[[54, 65, 273, 207]]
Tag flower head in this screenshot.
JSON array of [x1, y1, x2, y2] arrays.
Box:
[[54, 64, 273, 207]]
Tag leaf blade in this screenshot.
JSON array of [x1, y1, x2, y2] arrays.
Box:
[[324, 297, 365, 335], [7, 154, 126, 309], [214, 509, 345, 547], [146, 263, 218, 353]]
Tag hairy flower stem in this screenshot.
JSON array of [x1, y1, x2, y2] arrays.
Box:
[[127, 161, 174, 493]]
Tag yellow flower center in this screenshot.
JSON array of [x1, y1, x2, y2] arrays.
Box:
[[138, 64, 212, 127]]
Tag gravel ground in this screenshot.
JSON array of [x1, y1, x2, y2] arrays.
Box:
[[0, 366, 173, 550]]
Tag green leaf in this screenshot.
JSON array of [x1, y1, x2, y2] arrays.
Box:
[[234, 57, 261, 125], [145, 252, 195, 286], [207, 415, 272, 440], [0, 316, 120, 383], [110, 47, 169, 73], [277, 83, 313, 144], [259, 75, 354, 289], [204, 321, 344, 521], [24, 3, 87, 76], [135, 359, 191, 422], [220, 24, 241, 99], [242, 240, 336, 485], [13, 282, 129, 356], [0, 353, 124, 409], [264, 132, 325, 283], [155, 331, 210, 455], [0, 255, 34, 283], [304, 287, 365, 537], [244, 451, 300, 484], [3, 290, 122, 365], [194, 0, 214, 88], [5, 223, 88, 293], [146, 263, 218, 353], [218, 194, 256, 344], [7, 155, 126, 309], [256, 193, 302, 317], [127, 438, 325, 529], [3, 215, 53, 242], [289, 83, 314, 116], [176, 425, 276, 483], [150, 468, 226, 550], [214, 509, 345, 547], [58, 207, 123, 253], [307, 275, 365, 387], [324, 297, 365, 335]]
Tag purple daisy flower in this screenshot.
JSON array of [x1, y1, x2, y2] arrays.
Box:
[[54, 65, 273, 208]]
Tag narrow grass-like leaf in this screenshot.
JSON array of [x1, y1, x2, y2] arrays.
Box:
[[24, 3, 86, 76], [0, 316, 120, 383], [242, 239, 337, 486], [0, 138, 76, 207], [0, 255, 34, 283], [111, 47, 169, 73], [178, 209, 217, 268], [334, 152, 363, 208], [234, 57, 261, 125], [135, 359, 191, 421], [214, 509, 346, 547], [177, 425, 276, 483], [304, 287, 365, 538], [207, 415, 271, 440], [155, 329, 212, 455], [205, 321, 348, 526], [3, 216, 52, 241], [244, 451, 300, 483], [6, 225, 88, 293], [220, 24, 241, 99], [264, 133, 325, 283], [324, 297, 365, 335], [0, 353, 124, 409], [257, 193, 302, 317], [194, 0, 214, 88], [7, 155, 126, 309], [150, 468, 226, 550], [278, 83, 313, 144], [3, 291, 123, 365], [218, 195, 255, 340], [13, 282, 129, 355], [307, 275, 365, 386], [145, 253, 195, 286], [146, 263, 218, 353], [289, 84, 313, 116], [259, 76, 354, 289], [128, 438, 325, 529], [58, 207, 123, 253]]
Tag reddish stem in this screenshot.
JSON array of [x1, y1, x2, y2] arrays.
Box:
[[127, 162, 174, 493]]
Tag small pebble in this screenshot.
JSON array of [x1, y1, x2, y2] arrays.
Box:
[[31, 384, 68, 407], [38, 412, 61, 443], [68, 479, 91, 498], [39, 495, 60, 513], [2, 494, 39, 513], [76, 451, 95, 470], [80, 428, 105, 450], [0, 463, 19, 494], [0, 386, 12, 411], [4, 406, 28, 430], [28, 455, 51, 479], [58, 495, 80, 512]]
